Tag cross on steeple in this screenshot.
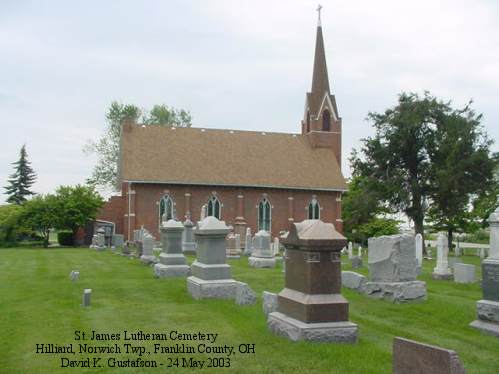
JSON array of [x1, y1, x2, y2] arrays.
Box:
[[316, 4, 322, 27]]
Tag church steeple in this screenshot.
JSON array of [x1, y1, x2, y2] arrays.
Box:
[[310, 6, 330, 103], [301, 5, 342, 169]]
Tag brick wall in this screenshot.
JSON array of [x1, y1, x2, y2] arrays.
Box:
[[100, 183, 343, 240], [97, 195, 125, 235]]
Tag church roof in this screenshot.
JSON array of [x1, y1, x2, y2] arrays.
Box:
[[119, 125, 346, 191]]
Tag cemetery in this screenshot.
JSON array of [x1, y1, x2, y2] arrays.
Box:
[[1, 3, 499, 374]]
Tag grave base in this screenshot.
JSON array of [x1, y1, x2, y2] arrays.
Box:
[[154, 264, 190, 278], [248, 256, 276, 268], [187, 276, 238, 300], [477, 300, 499, 323], [432, 272, 453, 280], [469, 320, 499, 338], [267, 312, 358, 343], [364, 281, 426, 303], [140, 255, 157, 265]]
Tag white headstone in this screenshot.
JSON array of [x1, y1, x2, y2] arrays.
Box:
[[348, 242, 353, 260], [273, 237, 280, 255], [433, 233, 451, 277], [69, 270, 79, 282], [244, 228, 252, 255], [415, 233, 423, 266], [200, 204, 207, 221], [358, 246, 362, 258]]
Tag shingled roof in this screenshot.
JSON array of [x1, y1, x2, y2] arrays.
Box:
[[119, 124, 346, 191]]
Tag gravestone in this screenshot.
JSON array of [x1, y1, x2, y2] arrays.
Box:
[[433, 232, 452, 280], [82, 289, 92, 307], [415, 233, 423, 268], [347, 242, 353, 260], [479, 247, 486, 259], [448, 257, 463, 269], [341, 271, 367, 293], [470, 205, 499, 337], [453, 263, 475, 284], [182, 218, 196, 255], [263, 291, 278, 317], [235, 282, 256, 306], [140, 232, 156, 264], [154, 220, 190, 277], [455, 239, 461, 257], [273, 237, 280, 255], [249, 230, 276, 268], [226, 233, 242, 258], [366, 234, 426, 302], [267, 220, 358, 343], [187, 217, 238, 299], [69, 270, 79, 282], [351, 256, 362, 269], [112, 234, 124, 247], [244, 228, 252, 256], [357, 246, 362, 258], [393, 337, 465, 374]]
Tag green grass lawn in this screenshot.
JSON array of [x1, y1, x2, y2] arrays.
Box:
[[1, 248, 498, 373]]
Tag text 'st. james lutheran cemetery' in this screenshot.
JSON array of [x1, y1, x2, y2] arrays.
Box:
[[2, 6, 499, 374]]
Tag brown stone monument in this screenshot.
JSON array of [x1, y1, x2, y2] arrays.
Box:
[[267, 219, 358, 343], [393, 337, 465, 374]]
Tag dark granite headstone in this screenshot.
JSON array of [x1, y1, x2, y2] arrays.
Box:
[[482, 260, 499, 302], [393, 337, 465, 374]]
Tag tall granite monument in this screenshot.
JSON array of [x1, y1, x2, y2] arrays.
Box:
[[470, 205, 499, 337], [267, 220, 358, 343], [187, 217, 238, 299], [153, 219, 190, 277], [432, 232, 452, 280], [182, 217, 196, 255]]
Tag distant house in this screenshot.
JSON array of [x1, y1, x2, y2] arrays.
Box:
[[98, 17, 346, 241]]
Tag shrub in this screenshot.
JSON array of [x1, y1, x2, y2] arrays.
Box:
[[57, 231, 74, 246]]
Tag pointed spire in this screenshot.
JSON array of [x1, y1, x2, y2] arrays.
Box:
[[316, 4, 322, 27], [311, 6, 330, 98]]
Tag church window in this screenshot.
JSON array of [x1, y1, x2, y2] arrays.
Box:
[[322, 109, 331, 131], [159, 195, 175, 224], [308, 198, 320, 219], [258, 198, 271, 231], [207, 196, 221, 219]]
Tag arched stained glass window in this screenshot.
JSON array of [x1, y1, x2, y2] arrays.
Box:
[[159, 195, 175, 224], [322, 109, 331, 131], [308, 198, 320, 219], [207, 196, 221, 219], [258, 198, 271, 231]]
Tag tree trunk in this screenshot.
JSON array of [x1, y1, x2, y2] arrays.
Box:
[[447, 228, 453, 253]]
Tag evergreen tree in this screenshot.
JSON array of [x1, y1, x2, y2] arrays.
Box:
[[4, 145, 37, 204]]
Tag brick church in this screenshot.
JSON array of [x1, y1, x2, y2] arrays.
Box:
[[97, 15, 347, 241]]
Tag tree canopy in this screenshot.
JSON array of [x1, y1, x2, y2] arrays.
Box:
[[4, 144, 37, 204], [85, 101, 192, 190], [351, 92, 497, 246]]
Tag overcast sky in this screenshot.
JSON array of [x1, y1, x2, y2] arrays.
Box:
[[1, 0, 498, 203]]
